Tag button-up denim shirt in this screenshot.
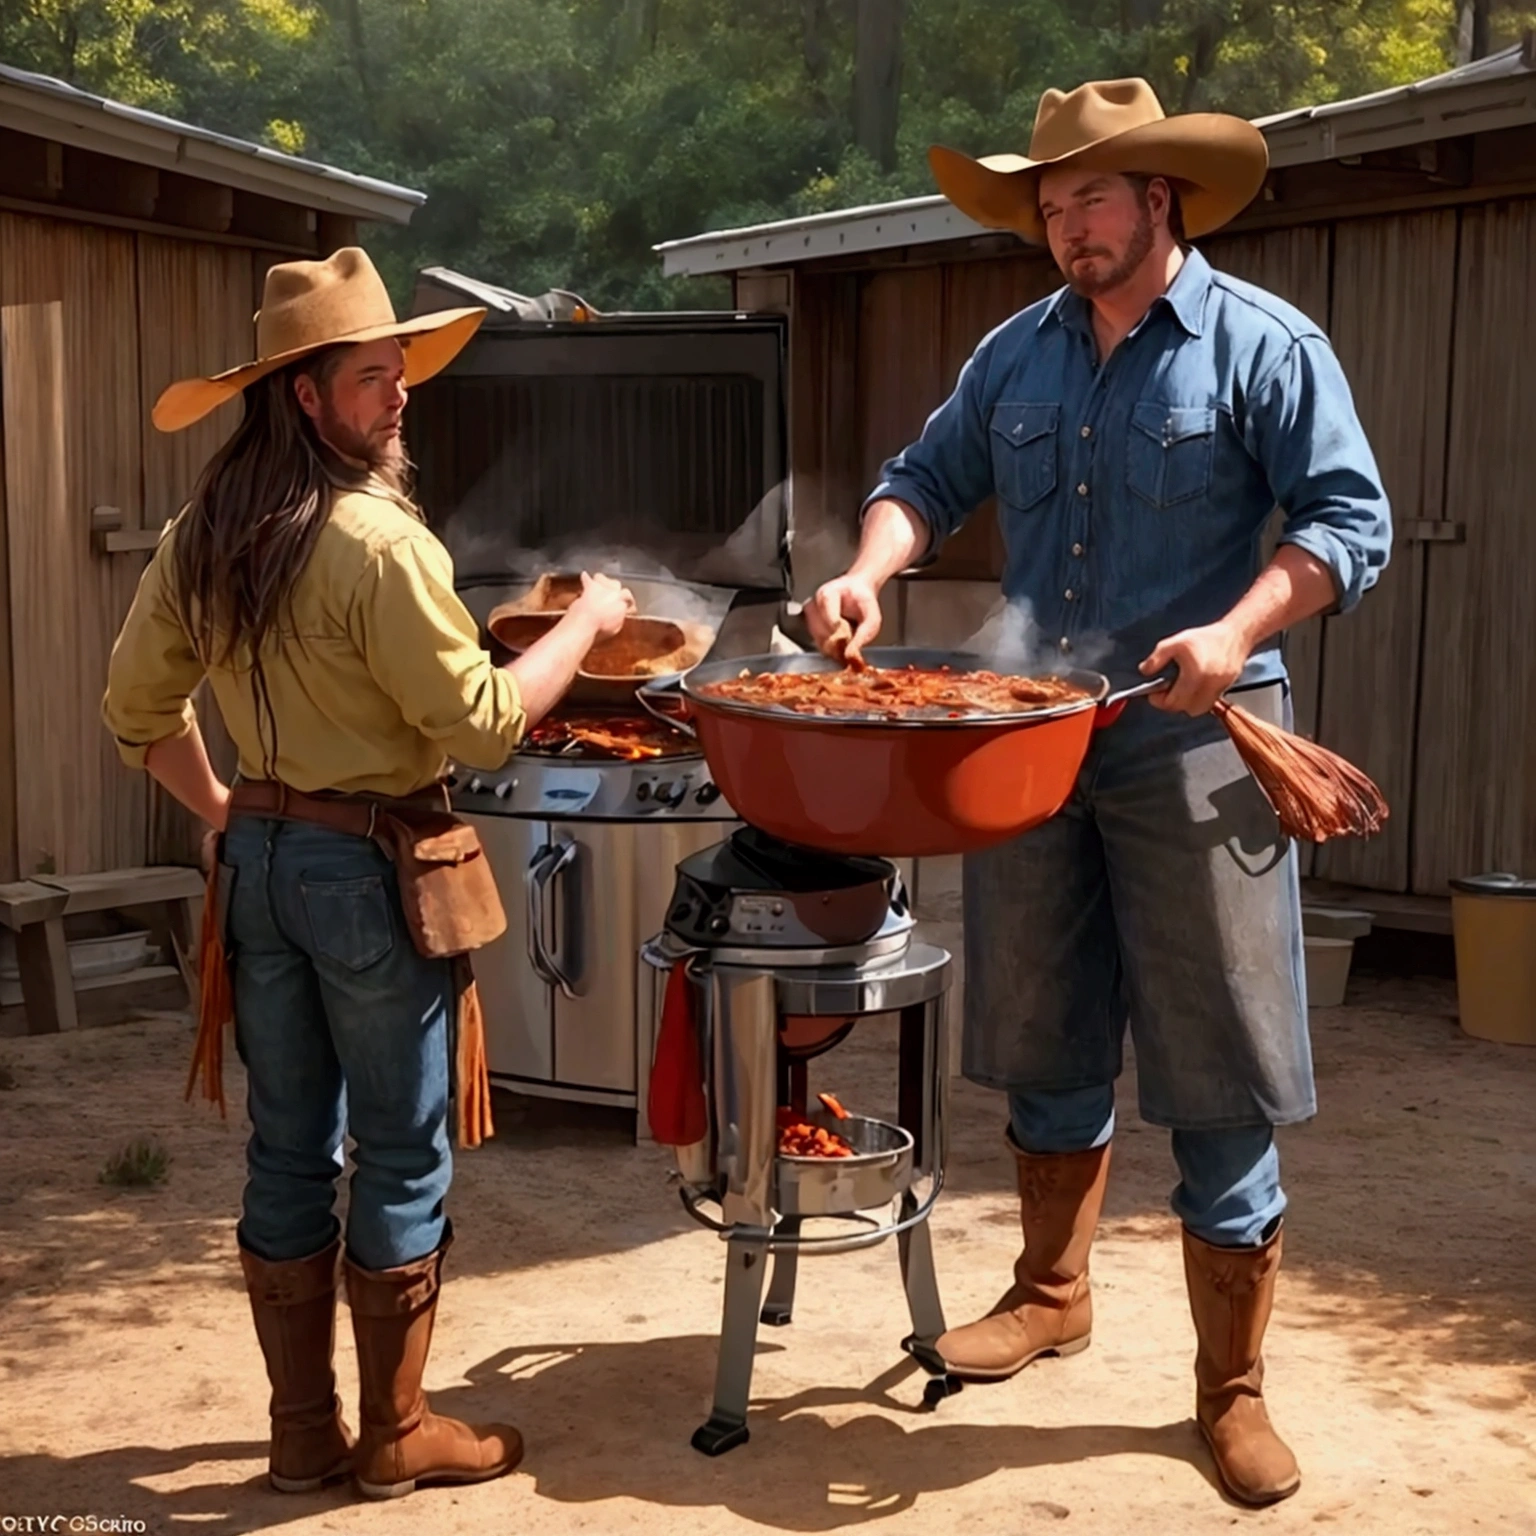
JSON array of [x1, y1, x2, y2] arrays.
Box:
[[866, 249, 1391, 688]]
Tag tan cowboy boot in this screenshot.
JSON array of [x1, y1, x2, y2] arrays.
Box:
[[238, 1238, 355, 1492], [936, 1139, 1111, 1379], [1183, 1223, 1301, 1506], [344, 1231, 523, 1500]]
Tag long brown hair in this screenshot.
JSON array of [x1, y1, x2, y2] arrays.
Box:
[[169, 346, 416, 771]]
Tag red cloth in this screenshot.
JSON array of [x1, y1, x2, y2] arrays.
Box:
[[648, 963, 707, 1146]]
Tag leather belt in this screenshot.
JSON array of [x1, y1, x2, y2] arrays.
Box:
[[229, 780, 451, 842]]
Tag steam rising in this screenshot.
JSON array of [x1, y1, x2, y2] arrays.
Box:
[[963, 596, 1113, 675]]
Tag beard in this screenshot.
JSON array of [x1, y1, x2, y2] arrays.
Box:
[[317, 401, 405, 475], [1062, 209, 1156, 297]]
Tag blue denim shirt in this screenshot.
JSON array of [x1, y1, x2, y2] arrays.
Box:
[[866, 249, 1391, 687]]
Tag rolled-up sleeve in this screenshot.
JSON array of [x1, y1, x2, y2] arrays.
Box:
[[351, 532, 526, 770], [102, 537, 203, 769], [862, 330, 1002, 555], [1244, 334, 1392, 613]]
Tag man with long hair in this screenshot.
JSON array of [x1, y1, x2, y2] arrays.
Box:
[[104, 248, 632, 1499], [807, 82, 1391, 1506]]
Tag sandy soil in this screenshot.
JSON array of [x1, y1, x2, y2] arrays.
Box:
[[1, 961, 1532, 1536]]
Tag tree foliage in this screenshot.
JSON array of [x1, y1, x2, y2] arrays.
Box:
[[2, 0, 1532, 306]]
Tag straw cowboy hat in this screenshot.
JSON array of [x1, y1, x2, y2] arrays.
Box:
[[152, 246, 486, 433], [929, 77, 1268, 245]]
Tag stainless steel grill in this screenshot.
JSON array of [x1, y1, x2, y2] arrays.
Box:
[[407, 298, 789, 1129]]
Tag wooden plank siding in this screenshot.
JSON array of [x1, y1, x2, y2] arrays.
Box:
[[0, 302, 77, 877], [1413, 197, 1536, 893], [1313, 212, 1458, 892], [0, 217, 148, 876], [0, 308, 14, 883], [135, 237, 257, 863], [786, 270, 863, 595]]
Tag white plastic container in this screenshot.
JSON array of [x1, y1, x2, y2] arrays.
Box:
[[1304, 935, 1355, 1008]]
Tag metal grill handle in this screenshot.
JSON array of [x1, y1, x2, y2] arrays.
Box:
[[526, 838, 579, 998]]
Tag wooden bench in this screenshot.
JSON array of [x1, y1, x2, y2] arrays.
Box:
[[0, 866, 205, 1034]]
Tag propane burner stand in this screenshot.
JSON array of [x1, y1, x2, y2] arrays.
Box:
[[645, 915, 958, 1456]]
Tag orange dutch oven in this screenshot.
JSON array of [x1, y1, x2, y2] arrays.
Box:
[[640, 648, 1166, 858]]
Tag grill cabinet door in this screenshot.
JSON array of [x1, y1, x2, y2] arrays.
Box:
[[464, 813, 555, 1084]]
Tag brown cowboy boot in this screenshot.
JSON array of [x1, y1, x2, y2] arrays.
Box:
[[344, 1230, 523, 1500], [238, 1238, 355, 1492], [936, 1138, 1111, 1379], [1183, 1222, 1301, 1507]]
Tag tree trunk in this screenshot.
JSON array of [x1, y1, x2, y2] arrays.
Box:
[[1178, 17, 1224, 112], [619, 0, 661, 59], [1118, 0, 1165, 31], [321, 0, 376, 124], [1458, 0, 1494, 63], [802, 0, 829, 82], [853, 0, 904, 173]]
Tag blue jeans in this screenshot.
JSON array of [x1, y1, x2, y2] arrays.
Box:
[[222, 816, 455, 1270], [1009, 1084, 1284, 1247]]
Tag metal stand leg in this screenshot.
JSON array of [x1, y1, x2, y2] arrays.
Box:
[[896, 1190, 961, 1404], [693, 1235, 771, 1455], [895, 994, 962, 1406], [897, 1190, 946, 1347], [760, 1217, 801, 1326]]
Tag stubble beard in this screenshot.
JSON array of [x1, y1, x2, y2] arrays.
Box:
[[1064, 209, 1156, 298], [317, 400, 405, 476]]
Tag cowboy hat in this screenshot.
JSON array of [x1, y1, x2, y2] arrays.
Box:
[[929, 77, 1268, 245], [151, 246, 486, 433]]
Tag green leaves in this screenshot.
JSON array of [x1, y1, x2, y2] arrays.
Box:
[[4, 1, 1521, 307]]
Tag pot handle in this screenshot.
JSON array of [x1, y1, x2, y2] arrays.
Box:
[[636, 677, 698, 739], [1094, 675, 1172, 730]]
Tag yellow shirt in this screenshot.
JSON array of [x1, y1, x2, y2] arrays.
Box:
[[102, 489, 526, 796]]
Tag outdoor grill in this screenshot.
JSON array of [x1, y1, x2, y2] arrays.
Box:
[[643, 827, 961, 1455], [408, 280, 787, 1130]]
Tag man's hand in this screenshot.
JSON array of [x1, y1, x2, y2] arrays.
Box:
[[805, 574, 883, 666], [1140, 620, 1251, 716], [566, 572, 636, 640]]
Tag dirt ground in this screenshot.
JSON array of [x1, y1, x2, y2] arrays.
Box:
[[1, 945, 1533, 1536]]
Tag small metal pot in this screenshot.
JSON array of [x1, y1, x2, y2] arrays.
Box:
[[640, 648, 1164, 857]]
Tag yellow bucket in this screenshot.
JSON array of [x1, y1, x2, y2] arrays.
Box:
[[1450, 874, 1536, 1046]]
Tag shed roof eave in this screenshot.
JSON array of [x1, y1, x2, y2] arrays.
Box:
[[0, 64, 424, 224], [656, 195, 991, 277]]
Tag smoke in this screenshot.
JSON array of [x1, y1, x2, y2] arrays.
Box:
[[963, 596, 1114, 675]]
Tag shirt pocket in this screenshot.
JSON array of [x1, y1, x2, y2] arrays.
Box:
[[1126, 402, 1217, 509], [989, 402, 1059, 512], [300, 874, 396, 972]]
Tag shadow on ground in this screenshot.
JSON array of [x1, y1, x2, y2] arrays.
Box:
[[0, 1335, 1222, 1531]]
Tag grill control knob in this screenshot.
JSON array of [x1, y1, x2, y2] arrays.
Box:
[[467, 777, 485, 795], [635, 781, 652, 801], [695, 782, 721, 805], [493, 781, 513, 800], [708, 915, 731, 937], [656, 780, 688, 808]]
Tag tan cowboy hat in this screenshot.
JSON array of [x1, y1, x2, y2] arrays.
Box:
[[152, 246, 486, 433], [929, 77, 1268, 245]]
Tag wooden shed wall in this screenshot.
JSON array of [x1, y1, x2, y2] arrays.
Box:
[[775, 194, 1536, 897], [0, 218, 266, 882]]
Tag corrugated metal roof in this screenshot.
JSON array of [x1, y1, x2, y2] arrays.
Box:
[[0, 62, 424, 224], [657, 38, 1536, 276]]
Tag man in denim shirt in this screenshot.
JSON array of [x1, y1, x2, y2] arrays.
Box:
[[807, 80, 1390, 1507]]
